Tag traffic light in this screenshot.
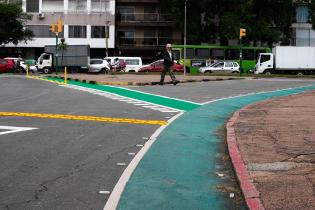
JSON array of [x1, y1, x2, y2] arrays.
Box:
[[57, 18, 62, 33], [240, 28, 246, 39], [49, 23, 55, 33]]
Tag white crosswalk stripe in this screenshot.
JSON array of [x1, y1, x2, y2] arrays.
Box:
[[63, 84, 180, 113]]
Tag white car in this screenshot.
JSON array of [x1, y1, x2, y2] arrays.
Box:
[[199, 61, 240, 74], [88, 59, 111, 73], [105, 57, 142, 72]]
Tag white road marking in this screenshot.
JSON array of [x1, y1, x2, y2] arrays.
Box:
[[99, 191, 111, 195], [0, 126, 38, 136], [63, 84, 181, 113], [116, 163, 127, 166], [103, 112, 183, 210]]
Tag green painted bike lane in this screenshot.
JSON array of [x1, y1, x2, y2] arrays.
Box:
[[116, 85, 315, 210], [45, 77, 200, 111]]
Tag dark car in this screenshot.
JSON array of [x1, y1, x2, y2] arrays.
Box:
[[0, 59, 15, 73], [138, 60, 183, 72]]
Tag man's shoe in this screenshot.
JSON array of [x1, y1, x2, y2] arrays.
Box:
[[173, 80, 179, 85], [159, 82, 164, 85]]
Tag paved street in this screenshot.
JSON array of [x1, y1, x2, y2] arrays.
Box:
[[0, 75, 314, 210]]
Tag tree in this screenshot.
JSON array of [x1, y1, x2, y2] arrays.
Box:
[[159, 0, 294, 47], [0, 3, 33, 45]]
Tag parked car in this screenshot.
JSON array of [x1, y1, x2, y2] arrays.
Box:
[[88, 59, 111, 73], [0, 59, 15, 73], [4, 57, 27, 72], [138, 60, 184, 72], [105, 57, 142, 72], [198, 61, 240, 74]]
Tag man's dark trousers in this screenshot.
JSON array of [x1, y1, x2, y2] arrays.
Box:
[[160, 65, 176, 84]]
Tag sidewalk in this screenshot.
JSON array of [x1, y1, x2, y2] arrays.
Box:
[[48, 73, 243, 86], [228, 91, 315, 210]]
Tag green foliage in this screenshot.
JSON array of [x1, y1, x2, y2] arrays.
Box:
[[0, 3, 33, 45], [159, 0, 294, 47]]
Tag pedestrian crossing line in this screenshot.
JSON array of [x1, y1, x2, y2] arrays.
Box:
[[62, 84, 181, 113], [0, 112, 167, 126], [31, 78, 181, 113]]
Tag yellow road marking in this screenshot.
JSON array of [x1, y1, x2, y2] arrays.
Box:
[[29, 76, 65, 85], [0, 112, 167, 126]]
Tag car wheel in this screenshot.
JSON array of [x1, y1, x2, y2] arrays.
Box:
[[129, 70, 135, 73], [264, 70, 272, 75], [43, 68, 50, 74], [205, 70, 212, 74], [297, 71, 304, 76], [232, 71, 239, 74], [101, 68, 108, 74]]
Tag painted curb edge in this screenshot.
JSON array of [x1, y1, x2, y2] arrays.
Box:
[[226, 106, 265, 210]]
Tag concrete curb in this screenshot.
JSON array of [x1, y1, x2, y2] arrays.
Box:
[[226, 106, 265, 210], [49, 75, 243, 86]]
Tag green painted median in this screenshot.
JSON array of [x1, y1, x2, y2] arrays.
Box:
[[45, 77, 201, 111]]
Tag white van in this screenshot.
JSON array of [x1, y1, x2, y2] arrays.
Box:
[[105, 57, 142, 72]]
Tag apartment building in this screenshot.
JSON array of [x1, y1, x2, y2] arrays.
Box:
[[292, 0, 315, 46], [115, 0, 182, 63], [4, 0, 115, 59]]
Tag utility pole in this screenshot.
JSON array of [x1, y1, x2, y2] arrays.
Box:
[[239, 28, 246, 75], [105, 0, 109, 58], [184, 0, 187, 76]]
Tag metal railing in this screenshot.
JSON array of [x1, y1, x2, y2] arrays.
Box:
[[117, 37, 182, 47], [117, 13, 173, 23]]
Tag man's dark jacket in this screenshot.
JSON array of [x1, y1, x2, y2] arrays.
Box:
[[163, 51, 174, 68]]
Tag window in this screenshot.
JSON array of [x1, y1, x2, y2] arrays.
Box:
[[211, 49, 225, 59], [43, 54, 50, 60], [9, 0, 22, 7], [243, 49, 255, 60], [91, 26, 109, 38], [91, 0, 109, 12], [214, 62, 224, 68], [69, 0, 87, 11], [27, 25, 64, 38], [173, 50, 180, 60], [118, 6, 135, 21], [296, 5, 310, 23], [26, 0, 38, 12], [260, 54, 271, 63], [125, 59, 139, 65], [233, 62, 239, 67], [196, 49, 209, 58], [69, 26, 86, 38], [42, 0, 63, 12], [225, 62, 233, 68], [226, 49, 239, 60], [255, 50, 265, 60], [90, 59, 103, 64], [186, 48, 195, 59]]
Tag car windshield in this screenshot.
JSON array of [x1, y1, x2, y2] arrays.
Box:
[[213, 62, 224, 68], [90, 60, 102, 64]]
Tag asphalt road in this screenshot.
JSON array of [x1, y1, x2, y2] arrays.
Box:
[[0, 76, 172, 210], [130, 78, 315, 103], [0, 75, 314, 210]]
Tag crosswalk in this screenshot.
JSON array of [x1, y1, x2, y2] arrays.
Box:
[[63, 84, 181, 113]]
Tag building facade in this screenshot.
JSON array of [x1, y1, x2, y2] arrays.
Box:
[[292, 0, 315, 46], [4, 0, 115, 59], [115, 0, 182, 63]]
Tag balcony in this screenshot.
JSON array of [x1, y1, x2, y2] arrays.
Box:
[[116, 37, 182, 49], [116, 0, 158, 3], [116, 13, 174, 26]]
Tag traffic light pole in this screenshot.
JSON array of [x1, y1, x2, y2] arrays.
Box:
[[55, 33, 59, 75], [239, 37, 243, 76]]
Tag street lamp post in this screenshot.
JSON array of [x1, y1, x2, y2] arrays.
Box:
[[105, 0, 109, 58], [184, 0, 187, 76]]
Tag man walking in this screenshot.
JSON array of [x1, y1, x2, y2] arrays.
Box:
[[159, 44, 179, 85]]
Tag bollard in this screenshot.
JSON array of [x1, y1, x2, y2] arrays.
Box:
[[26, 64, 29, 79], [64, 66, 67, 84]]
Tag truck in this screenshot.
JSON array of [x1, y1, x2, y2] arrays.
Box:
[[255, 46, 315, 75], [37, 45, 90, 74]]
